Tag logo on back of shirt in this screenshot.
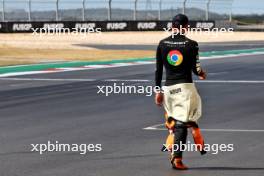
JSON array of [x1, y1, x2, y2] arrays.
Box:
[[167, 50, 183, 66]]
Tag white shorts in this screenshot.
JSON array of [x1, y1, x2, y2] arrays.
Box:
[[162, 83, 202, 123]]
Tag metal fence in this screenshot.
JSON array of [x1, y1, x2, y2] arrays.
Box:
[[0, 0, 234, 22]]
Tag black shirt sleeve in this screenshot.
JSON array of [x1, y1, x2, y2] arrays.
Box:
[[155, 43, 163, 88], [192, 42, 202, 76]]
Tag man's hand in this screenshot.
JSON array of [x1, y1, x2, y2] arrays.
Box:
[[199, 70, 207, 80], [155, 92, 164, 106]]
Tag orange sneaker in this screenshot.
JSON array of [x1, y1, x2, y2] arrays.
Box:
[[171, 158, 188, 170]]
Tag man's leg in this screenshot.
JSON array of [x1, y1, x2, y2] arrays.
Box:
[[188, 122, 207, 155], [171, 122, 188, 170]]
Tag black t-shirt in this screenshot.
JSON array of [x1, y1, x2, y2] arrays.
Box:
[[155, 34, 202, 88]]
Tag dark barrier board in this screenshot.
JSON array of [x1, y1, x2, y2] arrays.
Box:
[[0, 21, 215, 33]]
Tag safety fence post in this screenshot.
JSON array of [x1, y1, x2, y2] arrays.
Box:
[[134, 0, 138, 20], [158, 0, 162, 20], [108, 0, 112, 20], [229, 0, 234, 22], [28, 0, 31, 21], [56, 0, 59, 21], [206, 0, 211, 20], [183, 0, 187, 14], [82, 0, 86, 21], [2, 0, 5, 21]]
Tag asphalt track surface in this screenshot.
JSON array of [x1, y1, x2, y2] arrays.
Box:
[[0, 42, 264, 176]]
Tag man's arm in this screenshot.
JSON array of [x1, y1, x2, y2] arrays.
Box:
[[155, 43, 164, 106], [155, 43, 163, 88], [192, 42, 206, 80]]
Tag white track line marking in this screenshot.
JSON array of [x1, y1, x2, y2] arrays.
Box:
[[208, 71, 229, 76], [196, 80, 264, 84], [1, 78, 264, 84], [143, 123, 264, 132], [0, 78, 97, 82], [104, 79, 151, 82], [201, 52, 264, 60]]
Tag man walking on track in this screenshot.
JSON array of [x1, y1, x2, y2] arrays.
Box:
[[155, 14, 207, 170]]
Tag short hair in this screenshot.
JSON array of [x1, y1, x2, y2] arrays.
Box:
[[172, 14, 189, 28]]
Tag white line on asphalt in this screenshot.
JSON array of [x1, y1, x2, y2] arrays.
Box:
[[208, 72, 229, 76], [201, 52, 264, 60], [1, 78, 264, 84], [0, 78, 97, 82], [104, 79, 151, 82], [143, 123, 264, 132], [196, 80, 264, 84]]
